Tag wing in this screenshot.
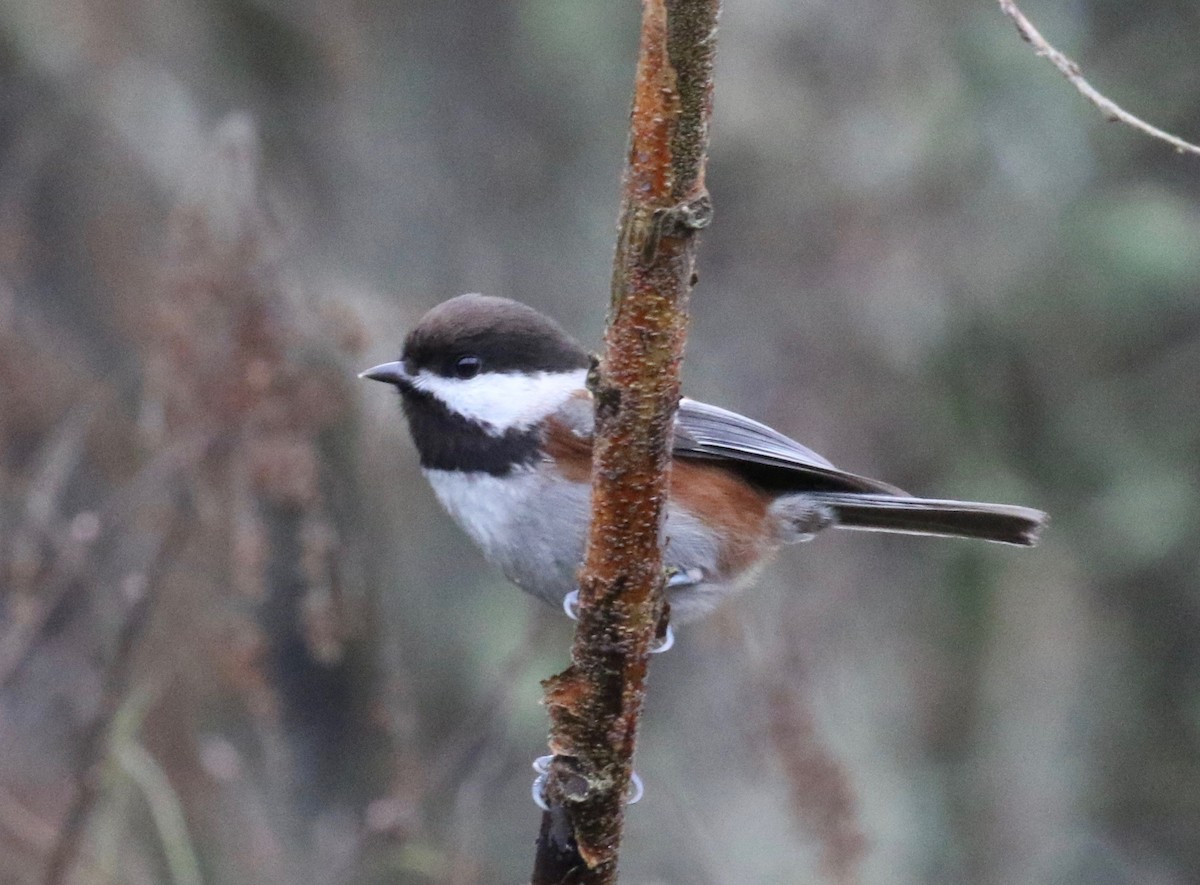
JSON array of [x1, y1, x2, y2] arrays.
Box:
[[549, 393, 904, 495], [672, 398, 906, 494]]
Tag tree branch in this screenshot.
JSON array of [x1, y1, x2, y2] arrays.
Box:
[[998, 0, 1200, 157], [531, 1, 721, 882]]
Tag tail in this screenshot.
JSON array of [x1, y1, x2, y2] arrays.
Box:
[[800, 492, 1046, 547]]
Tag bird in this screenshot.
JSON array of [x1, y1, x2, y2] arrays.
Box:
[[361, 293, 1046, 630]]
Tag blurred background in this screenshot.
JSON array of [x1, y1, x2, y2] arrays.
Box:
[[1, 0, 1198, 883]]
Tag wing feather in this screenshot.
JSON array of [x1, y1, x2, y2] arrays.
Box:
[[549, 393, 904, 495], [545, 393, 1044, 544], [673, 398, 905, 494]]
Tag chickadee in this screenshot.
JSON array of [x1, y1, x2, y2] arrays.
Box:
[[362, 294, 1045, 626]]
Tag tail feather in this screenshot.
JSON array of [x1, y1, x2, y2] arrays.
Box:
[[805, 492, 1047, 547]]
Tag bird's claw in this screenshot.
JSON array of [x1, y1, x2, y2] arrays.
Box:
[[626, 770, 644, 804], [562, 589, 580, 621], [530, 756, 644, 809], [564, 590, 676, 652], [649, 623, 674, 654], [665, 567, 703, 588], [531, 771, 551, 811]]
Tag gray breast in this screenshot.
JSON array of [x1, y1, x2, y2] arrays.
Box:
[[423, 466, 591, 606], [423, 465, 745, 623]]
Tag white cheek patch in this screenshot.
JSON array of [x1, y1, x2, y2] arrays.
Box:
[[413, 368, 587, 434]]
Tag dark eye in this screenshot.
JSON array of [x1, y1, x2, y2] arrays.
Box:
[[453, 355, 481, 379]]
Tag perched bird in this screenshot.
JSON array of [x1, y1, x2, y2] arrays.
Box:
[[361, 294, 1045, 629]]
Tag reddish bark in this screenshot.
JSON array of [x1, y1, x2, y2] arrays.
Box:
[[532, 1, 721, 882]]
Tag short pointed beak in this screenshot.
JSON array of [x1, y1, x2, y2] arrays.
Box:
[[358, 361, 409, 386]]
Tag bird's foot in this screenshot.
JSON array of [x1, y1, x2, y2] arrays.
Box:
[[562, 588, 674, 653], [562, 589, 580, 621], [665, 566, 704, 588], [531, 755, 643, 810], [649, 624, 675, 654]]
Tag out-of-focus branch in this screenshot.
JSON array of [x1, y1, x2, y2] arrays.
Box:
[[998, 0, 1200, 157], [764, 672, 866, 885], [0, 437, 206, 690], [0, 404, 99, 687], [532, 1, 720, 881], [43, 479, 192, 885]]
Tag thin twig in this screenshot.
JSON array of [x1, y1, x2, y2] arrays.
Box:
[[998, 0, 1200, 157]]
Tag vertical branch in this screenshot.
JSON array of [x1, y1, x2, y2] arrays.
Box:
[[533, 1, 720, 882]]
